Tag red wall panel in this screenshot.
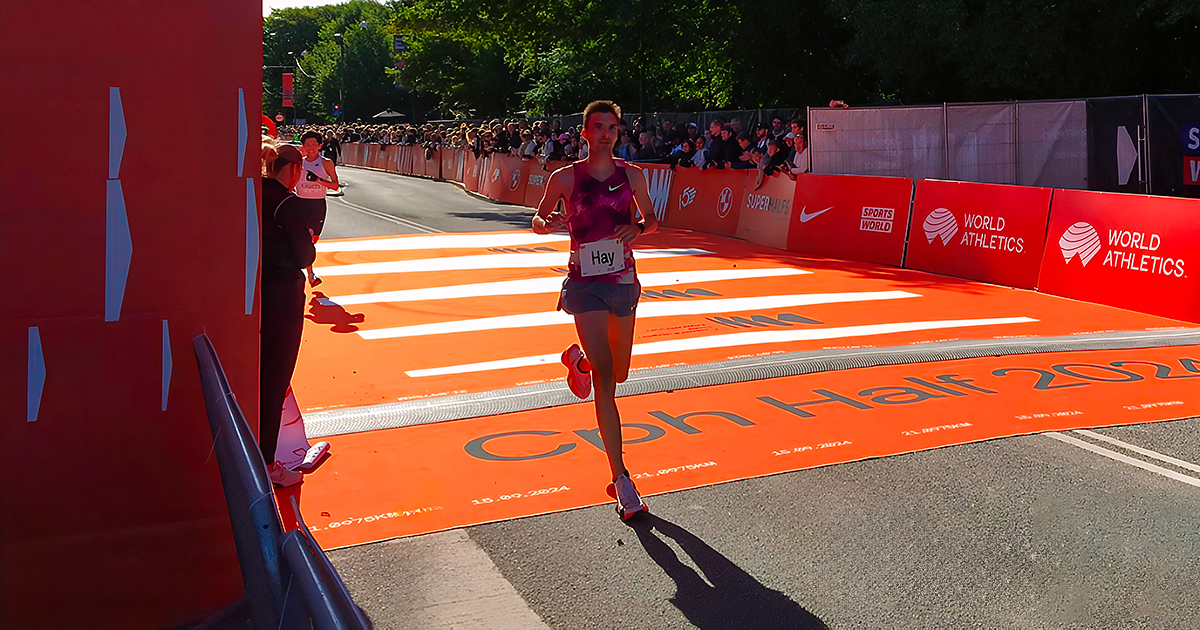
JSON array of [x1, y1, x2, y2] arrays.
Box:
[[735, 172, 799, 249], [1038, 189, 1200, 323], [904, 179, 1052, 288], [0, 2, 259, 627], [662, 167, 745, 236], [786, 174, 914, 267]]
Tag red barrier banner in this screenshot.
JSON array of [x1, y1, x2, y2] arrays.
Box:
[[341, 143, 362, 166], [635, 163, 676, 223], [521, 160, 575, 208], [662, 167, 746, 236], [387, 145, 402, 173], [1038, 189, 1200, 323], [428, 149, 442, 179], [465, 152, 482, 192], [454, 149, 466, 183], [412, 145, 427, 177], [523, 160, 552, 208], [786, 174, 913, 267], [735, 171, 798, 249], [484, 154, 528, 205], [442, 148, 456, 181], [905, 180, 1052, 289]]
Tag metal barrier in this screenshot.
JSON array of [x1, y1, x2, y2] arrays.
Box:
[[193, 334, 369, 630]]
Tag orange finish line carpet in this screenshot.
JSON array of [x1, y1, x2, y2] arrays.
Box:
[[290, 344, 1200, 549], [281, 229, 1200, 549], [293, 229, 1192, 412]]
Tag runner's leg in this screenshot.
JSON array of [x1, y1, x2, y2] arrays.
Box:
[[609, 312, 636, 384], [574, 310, 627, 480]]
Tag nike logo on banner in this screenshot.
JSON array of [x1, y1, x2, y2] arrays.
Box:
[[609, 183, 625, 192], [799, 206, 833, 223]]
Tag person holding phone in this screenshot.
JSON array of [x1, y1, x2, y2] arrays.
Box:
[[296, 131, 339, 287], [532, 100, 659, 521]]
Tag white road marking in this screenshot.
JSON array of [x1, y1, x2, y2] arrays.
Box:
[[315, 248, 714, 277], [318, 267, 810, 306], [405, 316, 1037, 377], [1045, 431, 1200, 488], [359, 291, 920, 340], [328, 196, 443, 233], [1073, 429, 1200, 475], [317, 232, 569, 253]]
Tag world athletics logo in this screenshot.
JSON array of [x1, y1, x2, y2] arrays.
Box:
[[1059, 222, 1102, 267], [922, 207, 958, 245]]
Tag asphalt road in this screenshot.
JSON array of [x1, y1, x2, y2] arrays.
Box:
[[324, 166, 1200, 630]]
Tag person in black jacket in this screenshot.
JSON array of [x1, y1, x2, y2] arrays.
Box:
[[259, 140, 315, 487]]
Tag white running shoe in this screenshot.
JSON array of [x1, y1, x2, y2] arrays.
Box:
[[268, 461, 303, 488], [561, 343, 592, 399], [613, 472, 647, 520], [293, 441, 330, 472]]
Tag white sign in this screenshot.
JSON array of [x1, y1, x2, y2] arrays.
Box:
[[578, 239, 625, 277]]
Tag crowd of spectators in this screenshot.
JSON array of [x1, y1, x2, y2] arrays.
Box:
[[274, 112, 811, 179]]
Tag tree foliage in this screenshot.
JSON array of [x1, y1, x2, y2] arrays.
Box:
[[265, 0, 1200, 121]]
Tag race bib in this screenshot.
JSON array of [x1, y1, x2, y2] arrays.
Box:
[[578, 238, 626, 277]]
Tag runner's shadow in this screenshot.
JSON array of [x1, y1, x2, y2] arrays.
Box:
[[630, 514, 828, 630], [306, 291, 366, 333]]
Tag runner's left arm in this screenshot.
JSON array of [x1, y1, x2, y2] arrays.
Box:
[[322, 160, 340, 190], [616, 166, 658, 243]]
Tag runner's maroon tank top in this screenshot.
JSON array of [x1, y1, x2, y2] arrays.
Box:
[[566, 161, 637, 283]]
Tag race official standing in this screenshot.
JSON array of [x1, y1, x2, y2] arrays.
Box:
[[259, 140, 315, 487]]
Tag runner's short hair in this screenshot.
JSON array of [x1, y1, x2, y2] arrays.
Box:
[[301, 130, 322, 144], [583, 100, 622, 126]]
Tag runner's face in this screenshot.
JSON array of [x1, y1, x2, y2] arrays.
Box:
[[302, 138, 321, 158], [583, 112, 619, 150]]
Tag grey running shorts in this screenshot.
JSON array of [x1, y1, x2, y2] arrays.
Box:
[[560, 279, 641, 317]]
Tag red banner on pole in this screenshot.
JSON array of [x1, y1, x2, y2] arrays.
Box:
[[1037, 189, 1200, 323], [282, 73, 293, 108], [904, 179, 1053, 289], [786, 174, 914, 267]]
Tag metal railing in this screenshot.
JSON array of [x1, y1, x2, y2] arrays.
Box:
[[193, 334, 370, 630]]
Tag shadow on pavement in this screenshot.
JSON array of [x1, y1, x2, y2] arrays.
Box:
[[630, 514, 829, 630], [306, 291, 366, 333], [449, 210, 535, 229]]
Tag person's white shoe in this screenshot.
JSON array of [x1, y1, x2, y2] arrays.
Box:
[[293, 442, 330, 472], [268, 461, 303, 488], [613, 472, 647, 520]]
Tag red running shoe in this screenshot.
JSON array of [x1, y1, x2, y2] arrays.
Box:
[[561, 343, 592, 399]]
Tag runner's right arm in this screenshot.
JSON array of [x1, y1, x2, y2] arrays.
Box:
[[532, 166, 571, 234]]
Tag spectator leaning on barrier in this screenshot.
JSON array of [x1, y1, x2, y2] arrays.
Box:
[[731, 131, 754, 168], [692, 135, 710, 169], [705, 118, 724, 145], [634, 131, 658, 161], [788, 126, 810, 174], [669, 138, 697, 168]]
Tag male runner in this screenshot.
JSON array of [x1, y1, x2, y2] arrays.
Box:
[[296, 131, 339, 286], [532, 100, 659, 520]]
